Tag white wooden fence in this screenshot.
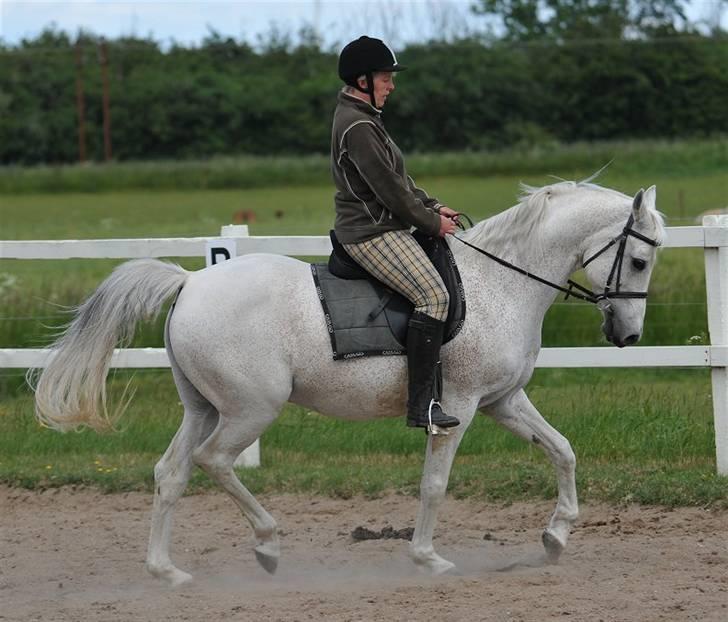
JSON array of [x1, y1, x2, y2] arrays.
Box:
[[1, 217, 726, 474]]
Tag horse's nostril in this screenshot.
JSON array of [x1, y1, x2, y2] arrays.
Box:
[[624, 334, 640, 346]]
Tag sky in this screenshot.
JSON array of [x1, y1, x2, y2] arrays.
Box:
[[0, 0, 726, 50]]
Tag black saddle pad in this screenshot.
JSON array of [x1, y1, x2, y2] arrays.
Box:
[[311, 230, 466, 360]]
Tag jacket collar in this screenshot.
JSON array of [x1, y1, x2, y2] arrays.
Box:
[[338, 89, 382, 117]]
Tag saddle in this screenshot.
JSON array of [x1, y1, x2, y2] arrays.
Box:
[[311, 230, 466, 360]]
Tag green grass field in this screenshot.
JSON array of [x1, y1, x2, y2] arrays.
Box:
[[1, 137, 726, 194], [0, 170, 719, 349], [1, 368, 723, 506], [1, 143, 727, 505]]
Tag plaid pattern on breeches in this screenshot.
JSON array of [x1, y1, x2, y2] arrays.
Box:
[[343, 230, 450, 322]]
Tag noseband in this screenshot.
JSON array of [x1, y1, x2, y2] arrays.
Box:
[[452, 213, 660, 306]]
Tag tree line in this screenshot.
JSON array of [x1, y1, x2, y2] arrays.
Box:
[[1, 12, 727, 165]]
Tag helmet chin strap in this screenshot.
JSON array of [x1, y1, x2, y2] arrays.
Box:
[[365, 73, 376, 108], [352, 72, 378, 109]]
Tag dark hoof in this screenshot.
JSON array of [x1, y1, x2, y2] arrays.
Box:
[[254, 548, 279, 575], [541, 531, 564, 564]]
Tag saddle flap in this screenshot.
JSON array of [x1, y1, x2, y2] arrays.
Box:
[[312, 264, 406, 359], [314, 230, 466, 360]]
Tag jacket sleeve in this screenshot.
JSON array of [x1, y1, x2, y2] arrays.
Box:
[[344, 123, 440, 236], [407, 175, 443, 212]]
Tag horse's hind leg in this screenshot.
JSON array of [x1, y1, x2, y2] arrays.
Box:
[[146, 316, 220, 586], [146, 402, 218, 586], [486, 389, 578, 563], [192, 399, 283, 575]]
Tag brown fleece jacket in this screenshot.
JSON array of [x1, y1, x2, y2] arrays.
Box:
[[331, 90, 442, 244]]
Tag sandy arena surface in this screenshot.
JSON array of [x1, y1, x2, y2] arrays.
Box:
[[1, 486, 727, 621]]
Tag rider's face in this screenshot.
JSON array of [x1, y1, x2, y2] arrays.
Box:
[[358, 72, 396, 108]]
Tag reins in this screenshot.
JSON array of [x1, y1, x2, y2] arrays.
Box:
[[450, 212, 659, 306]]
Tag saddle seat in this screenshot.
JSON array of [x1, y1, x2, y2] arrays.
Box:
[[311, 230, 466, 360]]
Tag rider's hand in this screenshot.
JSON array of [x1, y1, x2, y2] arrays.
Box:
[[438, 206, 460, 223], [438, 214, 458, 237]]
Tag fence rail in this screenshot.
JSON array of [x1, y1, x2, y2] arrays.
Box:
[[2, 345, 725, 370], [1, 218, 727, 474], [3, 226, 727, 260]]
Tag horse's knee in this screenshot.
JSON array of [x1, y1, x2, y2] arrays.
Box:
[[153, 463, 188, 500], [555, 440, 576, 471], [420, 473, 448, 502], [194, 445, 239, 480], [192, 451, 215, 474], [193, 446, 219, 472]]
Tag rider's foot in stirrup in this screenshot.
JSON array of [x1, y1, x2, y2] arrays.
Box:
[[406, 402, 460, 429]]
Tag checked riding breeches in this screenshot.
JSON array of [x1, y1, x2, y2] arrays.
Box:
[[343, 229, 459, 432], [342, 229, 450, 322]]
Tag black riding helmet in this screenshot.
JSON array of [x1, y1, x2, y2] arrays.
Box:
[[338, 36, 406, 108]]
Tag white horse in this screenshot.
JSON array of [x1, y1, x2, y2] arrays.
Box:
[[31, 180, 665, 585]]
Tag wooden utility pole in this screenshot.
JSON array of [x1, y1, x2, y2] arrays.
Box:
[[99, 39, 112, 161], [74, 41, 87, 163]]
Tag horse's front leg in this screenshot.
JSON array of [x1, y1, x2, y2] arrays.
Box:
[[485, 389, 578, 562], [410, 402, 474, 575]]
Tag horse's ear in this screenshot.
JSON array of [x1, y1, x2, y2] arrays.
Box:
[[633, 186, 656, 222], [632, 188, 644, 212], [643, 185, 657, 210]]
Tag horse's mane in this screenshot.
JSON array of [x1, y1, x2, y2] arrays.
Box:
[[460, 179, 666, 258]]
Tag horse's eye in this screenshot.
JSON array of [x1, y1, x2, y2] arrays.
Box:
[[632, 258, 647, 271]]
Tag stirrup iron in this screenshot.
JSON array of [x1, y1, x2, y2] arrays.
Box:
[[427, 424, 449, 436]]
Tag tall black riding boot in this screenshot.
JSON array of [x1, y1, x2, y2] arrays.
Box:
[[406, 311, 460, 431]]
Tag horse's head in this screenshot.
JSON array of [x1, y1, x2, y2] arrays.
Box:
[[581, 186, 665, 348]]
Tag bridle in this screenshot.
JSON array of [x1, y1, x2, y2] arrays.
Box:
[[575, 213, 660, 302], [451, 212, 660, 306]]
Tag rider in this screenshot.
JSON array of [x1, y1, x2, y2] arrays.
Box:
[[331, 35, 461, 431]]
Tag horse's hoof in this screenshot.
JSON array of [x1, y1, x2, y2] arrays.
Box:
[[441, 564, 463, 576], [414, 556, 457, 576], [430, 558, 458, 575], [542, 530, 565, 564], [148, 564, 193, 587], [254, 545, 279, 575], [169, 569, 194, 587]]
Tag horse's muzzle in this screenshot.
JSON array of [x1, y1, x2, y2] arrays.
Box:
[[601, 305, 641, 348]]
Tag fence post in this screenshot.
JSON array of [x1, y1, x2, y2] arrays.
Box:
[[206, 225, 261, 469], [703, 215, 728, 475]]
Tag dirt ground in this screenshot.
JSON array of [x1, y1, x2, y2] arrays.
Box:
[[1, 486, 726, 622]]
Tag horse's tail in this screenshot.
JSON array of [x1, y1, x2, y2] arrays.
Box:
[[28, 259, 189, 432]]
